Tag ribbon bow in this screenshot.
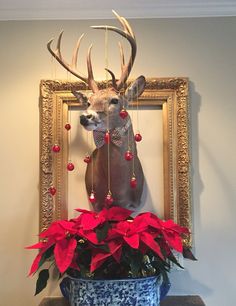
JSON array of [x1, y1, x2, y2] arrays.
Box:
[[93, 119, 131, 149]]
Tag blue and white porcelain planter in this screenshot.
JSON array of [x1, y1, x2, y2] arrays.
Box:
[[60, 276, 170, 306]]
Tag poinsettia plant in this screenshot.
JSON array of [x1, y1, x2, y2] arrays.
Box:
[[27, 207, 191, 295]]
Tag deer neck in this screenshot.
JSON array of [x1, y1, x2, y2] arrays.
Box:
[[93, 122, 137, 173]]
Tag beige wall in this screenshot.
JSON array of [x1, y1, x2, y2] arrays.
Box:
[[0, 17, 235, 306]]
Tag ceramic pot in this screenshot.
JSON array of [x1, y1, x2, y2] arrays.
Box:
[[60, 275, 170, 306]]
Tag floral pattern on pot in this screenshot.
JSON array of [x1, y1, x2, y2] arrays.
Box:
[[60, 276, 163, 306]]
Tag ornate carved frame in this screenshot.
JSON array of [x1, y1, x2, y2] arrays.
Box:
[[39, 77, 192, 247]]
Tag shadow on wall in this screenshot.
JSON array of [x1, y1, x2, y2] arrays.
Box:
[[169, 269, 212, 296], [200, 140, 235, 207], [168, 81, 208, 295], [189, 80, 204, 249]]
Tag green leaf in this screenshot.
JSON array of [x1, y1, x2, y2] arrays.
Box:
[[123, 249, 143, 277], [130, 260, 141, 276], [34, 269, 49, 295], [168, 252, 184, 269], [78, 264, 93, 278], [161, 269, 170, 284], [183, 247, 197, 261], [93, 243, 110, 253], [38, 245, 54, 268], [96, 222, 110, 242]]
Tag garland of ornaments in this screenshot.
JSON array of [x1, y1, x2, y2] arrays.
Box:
[[49, 94, 143, 204]]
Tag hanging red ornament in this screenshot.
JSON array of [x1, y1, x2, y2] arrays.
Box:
[[130, 176, 137, 189], [134, 133, 142, 142], [105, 192, 114, 206], [104, 131, 111, 144], [65, 123, 71, 131], [67, 162, 75, 171], [84, 155, 91, 164], [125, 150, 133, 161], [89, 191, 96, 204], [52, 144, 61, 153], [119, 108, 128, 119], [49, 186, 56, 196]]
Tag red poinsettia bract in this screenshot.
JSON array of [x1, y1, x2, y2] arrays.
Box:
[[27, 207, 190, 280]]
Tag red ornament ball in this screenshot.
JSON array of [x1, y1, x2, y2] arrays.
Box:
[[67, 162, 75, 171], [119, 108, 128, 119], [52, 144, 61, 153], [104, 131, 111, 144], [130, 176, 137, 189], [125, 150, 133, 161], [89, 191, 96, 204], [134, 133, 142, 142], [84, 155, 91, 164], [105, 193, 114, 206], [49, 186, 56, 196], [65, 123, 71, 131]]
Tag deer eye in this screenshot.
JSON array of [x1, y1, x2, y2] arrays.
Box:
[[110, 98, 119, 104], [87, 102, 91, 107]]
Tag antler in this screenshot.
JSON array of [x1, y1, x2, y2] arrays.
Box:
[[47, 31, 98, 93], [91, 10, 137, 91]]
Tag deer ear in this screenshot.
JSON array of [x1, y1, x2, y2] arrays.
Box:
[[124, 75, 146, 102], [72, 90, 88, 106]]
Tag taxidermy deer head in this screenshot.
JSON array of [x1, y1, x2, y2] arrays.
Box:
[[47, 10, 146, 211]]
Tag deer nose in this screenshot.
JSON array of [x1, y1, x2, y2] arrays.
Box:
[[80, 115, 89, 126]]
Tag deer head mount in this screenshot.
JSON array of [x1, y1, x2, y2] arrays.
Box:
[[47, 10, 145, 211]]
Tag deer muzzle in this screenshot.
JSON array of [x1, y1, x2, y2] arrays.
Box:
[[80, 111, 102, 131], [80, 114, 89, 126]]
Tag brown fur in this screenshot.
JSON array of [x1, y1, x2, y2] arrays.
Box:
[[79, 76, 146, 211]]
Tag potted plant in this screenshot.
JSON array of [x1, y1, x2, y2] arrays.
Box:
[[27, 206, 192, 305]]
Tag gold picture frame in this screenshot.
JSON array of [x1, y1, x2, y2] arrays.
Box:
[[39, 77, 192, 247]]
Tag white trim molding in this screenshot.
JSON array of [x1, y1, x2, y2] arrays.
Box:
[[0, 1, 236, 21]]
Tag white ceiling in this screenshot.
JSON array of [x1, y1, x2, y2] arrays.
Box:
[[0, 0, 236, 20]]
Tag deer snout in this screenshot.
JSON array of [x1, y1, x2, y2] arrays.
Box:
[[80, 114, 90, 126], [80, 111, 102, 131]]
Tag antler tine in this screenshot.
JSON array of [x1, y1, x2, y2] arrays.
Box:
[[120, 16, 135, 38], [56, 31, 63, 58], [91, 11, 137, 91], [118, 42, 125, 74], [72, 33, 84, 69], [87, 45, 99, 92], [47, 31, 98, 92], [105, 68, 117, 89], [113, 10, 134, 38]]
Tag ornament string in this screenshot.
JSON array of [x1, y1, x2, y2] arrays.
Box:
[[132, 93, 135, 178], [65, 72, 75, 172], [67, 71, 72, 163], [54, 83, 58, 210], [105, 26, 111, 194], [129, 40, 135, 179], [91, 133, 94, 192], [133, 80, 139, 176], [50, 55, 58, 207], [87, 80, 94, 192]]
